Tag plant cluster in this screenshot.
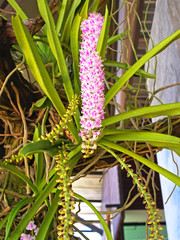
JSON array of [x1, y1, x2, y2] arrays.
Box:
[[0, 0, 180, 240]]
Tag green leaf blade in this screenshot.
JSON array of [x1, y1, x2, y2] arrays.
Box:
[[99, 139, 180, 187], [0, 163, 38, 194], [74, 192, 113, 240], [70, 14, 81, 95], [12, 15, 80, 143], [7, 0, 28, 20], [102, 103, 180, 127], [104, 29, 180, 107], [8, 175, 58, 240], [5, 197, 35, 240], [96, 6, 111, 60]]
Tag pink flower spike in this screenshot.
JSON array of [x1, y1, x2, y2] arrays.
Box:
[[26, 220, 36, 231], [79, 12, 105, 156]]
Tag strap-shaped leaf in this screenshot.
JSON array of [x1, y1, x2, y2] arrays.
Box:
[[99, 139, 180, 187], [104, 29, 180, 107], [80, 0, 89, 19], [33, 125, 44, 187], [0, 163, 38, 194], [102, 102, 180, 127], [12, 15, 79, 143], [36, 190, 60, 240], [74, 192, 113, 240], [37, 0, 74, 100], [102, 129, 180, 149], [96, 6, 111, 60], [0, 215, 8, 232], [90, 0, 101, 12], [70, 14, 81, 95], [107, 31, 128, 46], [61, 0, 81, 43], [12, 16, 65, 115], [19, 139, 69, 157], [37, 0, 81, 132], [7, 0, 28, 20], [56, 0, 68, 34], [8, 174, 58, 240], [104, 60, 155, 79], [5, 197, 35, 240]]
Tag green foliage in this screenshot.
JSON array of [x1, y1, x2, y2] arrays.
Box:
[[0, 162, 39, 194], [99, 139, 180, 187], [8, 175, 58, 240], [74, 193, 113, 240], [7, 0, 28, 19], [97, 6, 111, 59], [104, 29, 180, 107], [102, 102, 180, 126], [5, 197, 36, 240]]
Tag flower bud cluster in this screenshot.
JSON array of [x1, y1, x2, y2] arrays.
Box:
[[103, 147, 165, 240], [55, 145, 75, 240], [4, 153, 24, 164], [123, 162, 165, 239], [136, 178, 165, 240], [79, 12, 105, 157], [41, 94, 79, 142]]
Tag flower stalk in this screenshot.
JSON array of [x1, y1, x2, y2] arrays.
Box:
[[55, 144, 75, 240], [99, 144, 165, 240], [41, 94, 79, 142]]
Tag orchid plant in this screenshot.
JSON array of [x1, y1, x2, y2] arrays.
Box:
[[0, 0, 180, 240]]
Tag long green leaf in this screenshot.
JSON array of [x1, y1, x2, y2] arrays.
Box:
[[19, 140, 67, 157], [5, 197, 35, 240], [107, 31, 128, 46], [80, 0, 89, 19], [102, 129, 180, 149], [7, 0, 28, 20], [96, 6, 111, 60], [102, 103, 180, 127], [37, 0, 74, 97], [0, 215, 8, 232], [12, 15, 79, 143], [56, 0, 68, 34], [8, 174, 58, 240], [37, 0, 81, 132], [103, 128, 180, 141], [0, 163, 38, 194], [104, 60, 155, 79], [99, 139, 180, 187], [36, 190, 60, 240], [104, 29, 180, 106], [70, 14, 81, 95], [12, 16, 65, 115], [90, 0, 101, 12], [74, 192, 113, 240], [61, 0, 81, 43]]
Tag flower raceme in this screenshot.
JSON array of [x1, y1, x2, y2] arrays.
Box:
[[79, 12, 105, 157]]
